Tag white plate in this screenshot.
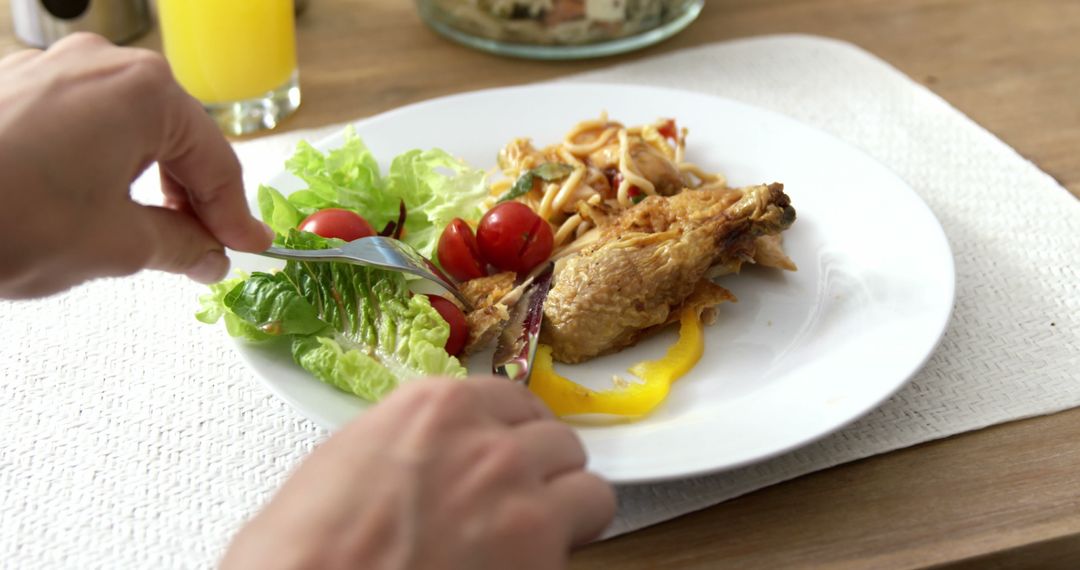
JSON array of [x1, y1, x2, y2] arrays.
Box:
[[228, 84, 954, 484]]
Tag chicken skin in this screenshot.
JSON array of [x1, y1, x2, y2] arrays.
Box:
[[541, 183, 796, 363]]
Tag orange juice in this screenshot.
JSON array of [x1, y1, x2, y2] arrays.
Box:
[[158, 0, 297, 104]]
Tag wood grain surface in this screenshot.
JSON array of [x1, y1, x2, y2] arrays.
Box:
[[2, 1, 1077, 567]]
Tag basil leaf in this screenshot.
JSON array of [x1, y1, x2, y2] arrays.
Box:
[[497, 163, 574, 203], [498, 171, 536, 203], [533, 162, 575, 181]]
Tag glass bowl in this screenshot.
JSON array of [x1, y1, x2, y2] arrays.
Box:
[[416, 0, 705, 60]]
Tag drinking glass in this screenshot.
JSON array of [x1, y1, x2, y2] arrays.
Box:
[[158, 0, 301, 135]]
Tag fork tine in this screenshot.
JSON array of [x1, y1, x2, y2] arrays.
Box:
[[346, 238, 473, 310]]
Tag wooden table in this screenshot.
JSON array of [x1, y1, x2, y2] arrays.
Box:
[[2, 1, 1077, 567]]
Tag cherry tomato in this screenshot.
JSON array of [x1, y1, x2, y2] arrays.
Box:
[[437, 218, 487, 282], [298, 208, 376, 241], [658, 119, 678, 140], [426, 295, 468, 357], [476, 202, 553, 274]]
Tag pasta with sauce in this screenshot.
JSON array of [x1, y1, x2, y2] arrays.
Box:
[[486, 113, 727, 254]]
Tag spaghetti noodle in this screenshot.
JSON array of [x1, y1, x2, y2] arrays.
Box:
[[490, 114, 729, 252]]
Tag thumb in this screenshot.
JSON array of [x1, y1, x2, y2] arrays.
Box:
[[135, 204, 231, 283]]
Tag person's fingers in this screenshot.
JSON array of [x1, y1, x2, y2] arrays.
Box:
[[378, 377, 552, 432], [513, 420, 587, 480], [142, 204, 230, 282], [77, 199, 227, 283], [0, 48, 42, 69], [132, 203, 230, 283], [155, 92, 273, 253], [465, 376, 555, 425], [38, 37, 272, 254], [547, 471, 616, 546], [46, 31, 111, 52], [159, 168, 197, 216], [30, 36, 272, 256]]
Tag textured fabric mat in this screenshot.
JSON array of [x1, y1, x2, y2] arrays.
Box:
[[2, 35, 1077, 567]]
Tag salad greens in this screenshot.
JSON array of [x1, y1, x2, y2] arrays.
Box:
[[258, 127, 489, 259], [196, 275, 273, 343], [200, 130, 492, 401]]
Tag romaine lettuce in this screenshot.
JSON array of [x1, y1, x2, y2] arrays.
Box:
[[196, 276, 273, 342], [204, 231, 466, 401]]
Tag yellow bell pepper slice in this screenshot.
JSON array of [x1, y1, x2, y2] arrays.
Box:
[[529, 306, 705, 418]]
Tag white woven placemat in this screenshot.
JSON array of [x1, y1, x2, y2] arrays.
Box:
[[2, 35, 1077, 567]]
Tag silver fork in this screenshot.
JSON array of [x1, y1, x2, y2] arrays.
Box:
[[258, 236, 472, 310]]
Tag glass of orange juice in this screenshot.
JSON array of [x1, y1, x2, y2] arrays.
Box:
[[158, 0, 301, 136]]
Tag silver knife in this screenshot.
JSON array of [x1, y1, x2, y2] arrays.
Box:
[[492, 262, 555, 386]]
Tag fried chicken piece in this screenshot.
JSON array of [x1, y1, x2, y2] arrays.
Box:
[[707, 233, 798, 278], [665, 280, 737, 327], [541, 183, 796, 363], [462, 271, 516, 308], [461, 272, 518, 356], [631, 185, 797, 277], [753, 234, 797, 271]]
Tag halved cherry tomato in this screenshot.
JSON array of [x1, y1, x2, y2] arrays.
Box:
[[426, 295, 468, 357], [658, 119, 678, 140], [476, 202, 553, 274], [437, 218, 487, 282], [298, 208, 375, 241]]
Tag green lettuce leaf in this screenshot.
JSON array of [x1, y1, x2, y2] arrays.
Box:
[[286, 135, 387, 213], [224, 272, 330, 337], [195, 276, 273, 342], [384, 148, 490, 257], [258, 127, 489, 257], [257, 185, 303, 237], [217, 230, 466, 401], [290, 336, 399, 402]]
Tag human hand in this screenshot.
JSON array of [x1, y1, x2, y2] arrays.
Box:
[[0, 33, 272, 299], [222, 377, 616, 570]]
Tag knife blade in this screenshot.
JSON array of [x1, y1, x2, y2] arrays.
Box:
[[492, 262, 555, 386]]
